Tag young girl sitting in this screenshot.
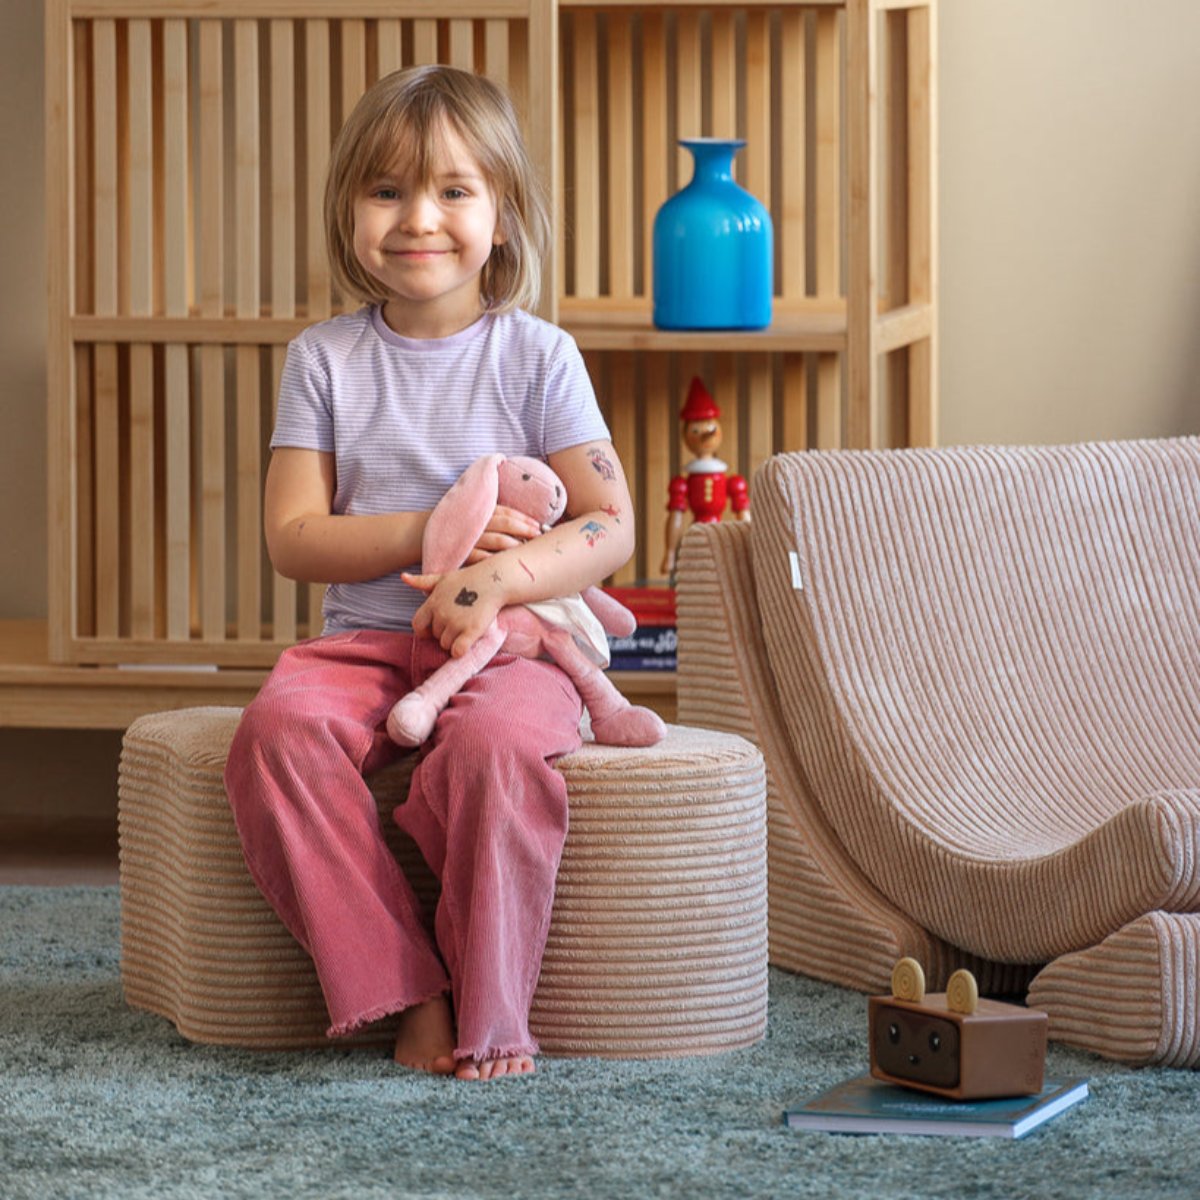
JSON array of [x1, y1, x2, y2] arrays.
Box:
[[224, 65, 636, 1082]]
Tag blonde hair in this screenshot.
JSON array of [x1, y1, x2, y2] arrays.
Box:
[[324, 65, 549, 314]]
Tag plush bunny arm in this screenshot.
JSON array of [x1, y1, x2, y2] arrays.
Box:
[[579, 586, 637, 638]]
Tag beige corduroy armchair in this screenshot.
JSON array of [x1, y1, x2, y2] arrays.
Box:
[[675, 437, 1200, 1068]]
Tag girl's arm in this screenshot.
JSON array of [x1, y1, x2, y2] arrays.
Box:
[[264, 448, 425, 583], [405, 439, 636, 656], [265, 448, 540, 583], [265, 448, 541, 583]]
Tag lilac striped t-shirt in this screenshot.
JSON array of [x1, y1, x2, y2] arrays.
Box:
[[271, 305, 610, 634]]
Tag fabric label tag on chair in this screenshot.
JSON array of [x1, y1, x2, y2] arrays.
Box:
[[789, 550, 804, 591]]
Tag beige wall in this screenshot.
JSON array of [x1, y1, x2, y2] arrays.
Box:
[[0, 2, 1197, 674], [939, 1, 1200, 446]]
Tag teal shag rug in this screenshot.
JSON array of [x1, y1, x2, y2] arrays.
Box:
[[2, 886, 1197, 1200]]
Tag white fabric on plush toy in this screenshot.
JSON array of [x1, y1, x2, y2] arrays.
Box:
[[524, 597, 610, 667]]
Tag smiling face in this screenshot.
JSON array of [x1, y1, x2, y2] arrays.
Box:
[[352, 119, 503, 338], [871, 1004, 961, 1089]]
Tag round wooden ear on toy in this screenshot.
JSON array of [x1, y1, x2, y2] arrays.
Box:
[[891, 957, 926, 1003], [946, 969, 979, 1015]]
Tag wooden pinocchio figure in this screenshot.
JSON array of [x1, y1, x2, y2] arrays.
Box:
[[661, 376, 750, 575]]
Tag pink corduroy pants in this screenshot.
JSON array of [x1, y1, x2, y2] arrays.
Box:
[[223, 629, 583, 1061]]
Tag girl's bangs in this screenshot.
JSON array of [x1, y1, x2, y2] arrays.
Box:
[[357, 111, 431, 188], [357, 96, 493, 193]]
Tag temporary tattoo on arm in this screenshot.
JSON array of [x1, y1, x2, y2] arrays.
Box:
[[580, 520, 607, 547], [454, 588, 478, 607], [600, 504, 621, 521], [518, 559, 536, 582], [491, 570, 503, 583], [588, 448, 616, 481]]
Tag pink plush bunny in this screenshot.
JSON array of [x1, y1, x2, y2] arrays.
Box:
[[386, 454, 668, 749]]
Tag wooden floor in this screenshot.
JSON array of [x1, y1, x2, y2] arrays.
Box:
[[0, 823, 119, 886], [0, 855, 119, 886]]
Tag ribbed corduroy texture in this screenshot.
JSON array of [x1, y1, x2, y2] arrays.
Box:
[[675, 520, 1036, 1000], [749, 439, 1200, 966], [118, 707, 768, 1058], [677, 439, 1200, 1066], [1027, 912, 1200, 1068]]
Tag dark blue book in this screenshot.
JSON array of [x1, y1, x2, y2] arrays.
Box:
[[607, 627, 678, 657], [607, 655, 677, 672], [784, 1074, 1088, 1139]]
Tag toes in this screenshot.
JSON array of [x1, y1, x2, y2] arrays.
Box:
[[453, 1055, 535, 1081]]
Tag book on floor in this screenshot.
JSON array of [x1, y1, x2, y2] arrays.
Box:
[[783, 1073, 1088, 1139]]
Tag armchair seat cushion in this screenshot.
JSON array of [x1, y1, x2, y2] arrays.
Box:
[[1027, 911, 1200, 1067]]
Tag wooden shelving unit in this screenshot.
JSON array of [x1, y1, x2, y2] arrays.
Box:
[[26, 0, 936, 726]]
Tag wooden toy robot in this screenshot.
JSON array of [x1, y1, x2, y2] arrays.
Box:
[[869, 959, 1048, 1101], [660, 376, 751, 575]]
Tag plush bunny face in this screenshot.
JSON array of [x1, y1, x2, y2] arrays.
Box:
[[497, 456, 568, 528], [420, 453, 571, 575]]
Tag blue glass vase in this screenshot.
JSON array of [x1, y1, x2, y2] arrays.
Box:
[[652, 138, 773, 331]]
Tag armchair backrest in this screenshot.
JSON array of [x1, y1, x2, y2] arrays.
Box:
[[753, 438, 1200, 841]]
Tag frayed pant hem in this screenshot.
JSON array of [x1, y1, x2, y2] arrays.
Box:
[[326, 986, 450, 1040]]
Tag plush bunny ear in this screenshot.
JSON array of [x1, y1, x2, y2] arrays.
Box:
[[422, 453, 503, 573]]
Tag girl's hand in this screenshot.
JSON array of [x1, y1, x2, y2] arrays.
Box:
[[464, 505, 543, 565], [402, 565, 505, 658]]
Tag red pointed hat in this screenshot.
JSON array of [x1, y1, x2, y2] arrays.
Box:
[[680, 376, 720, 421]]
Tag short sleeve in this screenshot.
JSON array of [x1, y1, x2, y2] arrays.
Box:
[[270, 335, 335, 453], [541, 333, 610, 456]]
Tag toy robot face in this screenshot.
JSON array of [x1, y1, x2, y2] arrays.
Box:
[[872, 1005, 961, 1089]]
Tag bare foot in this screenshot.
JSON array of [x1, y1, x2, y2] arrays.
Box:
[[394, 996, 456, 1075], [454, 1054, 537, 1082]]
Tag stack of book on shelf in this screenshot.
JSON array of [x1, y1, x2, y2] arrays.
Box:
[[602, 586, 677, 672]]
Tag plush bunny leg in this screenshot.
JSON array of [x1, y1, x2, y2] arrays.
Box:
[[541, 630, 666, 747], [387, 624, 507, 747]]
